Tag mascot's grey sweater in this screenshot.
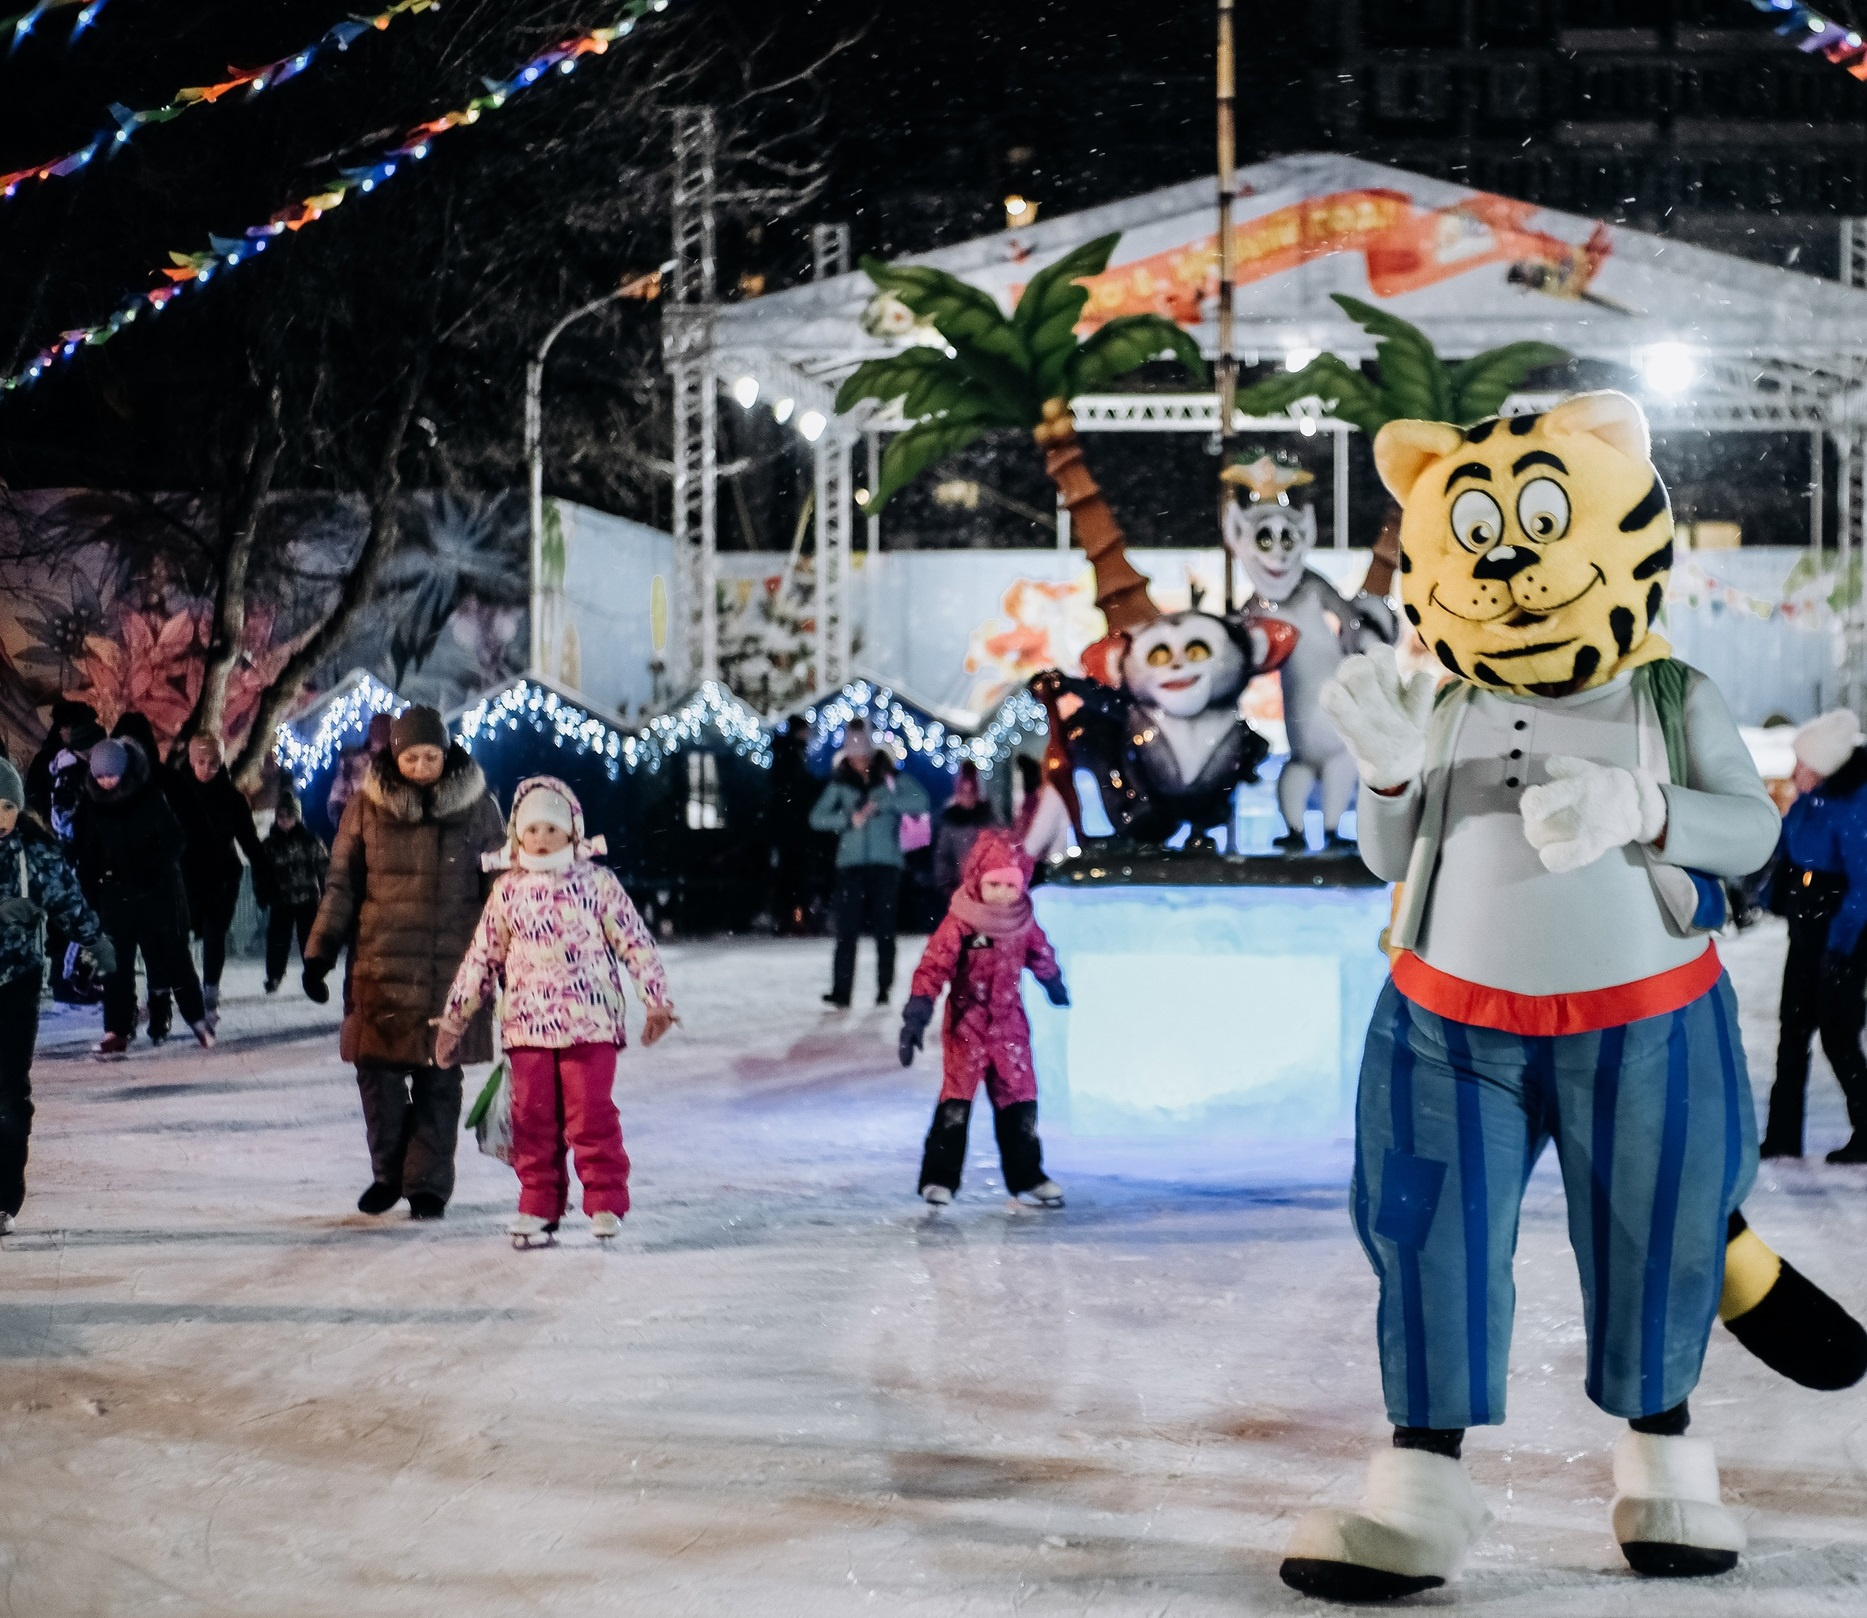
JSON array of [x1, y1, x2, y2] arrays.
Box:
[[1359, 669, 1779, 998]]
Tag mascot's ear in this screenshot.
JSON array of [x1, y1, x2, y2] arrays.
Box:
[[1241, 615, 1297, 676], [1081, 633, 1128, 688], [1542, 389, 1650, 463], [1372, 419, 1465, 504]]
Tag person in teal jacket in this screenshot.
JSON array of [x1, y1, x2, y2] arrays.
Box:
[[808, 719, 930, 1008]]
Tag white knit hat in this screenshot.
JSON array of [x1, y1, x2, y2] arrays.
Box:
[[513, 783, 575, 836], [1794, 708, 1864, 777]]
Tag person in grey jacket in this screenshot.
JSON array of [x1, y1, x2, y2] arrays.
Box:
[[808, 719, 930, 1008]]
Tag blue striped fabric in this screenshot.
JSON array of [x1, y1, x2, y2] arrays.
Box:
[[1351, 975, 1758, 1429]]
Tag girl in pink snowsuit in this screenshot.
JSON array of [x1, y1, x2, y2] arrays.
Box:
[[438, 777, 675, 1245], [900, 829, 1069, 1207]]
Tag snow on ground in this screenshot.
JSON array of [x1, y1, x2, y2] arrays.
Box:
[[3, 921, 1867, 1616]]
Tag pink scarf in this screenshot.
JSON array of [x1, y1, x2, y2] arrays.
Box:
[[947, 887, 1032, 938]]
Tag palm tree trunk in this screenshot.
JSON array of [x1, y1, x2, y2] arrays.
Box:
[[1363, 498, 1404, 601], [1033, 399, 1157, 634]]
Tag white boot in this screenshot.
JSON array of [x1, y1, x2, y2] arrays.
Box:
[[1015, 1179, 1065, 1208], [922, 1185, 954, 1207], [0, 1210, 13, 1236], [507, 1213, 558, 1250], [1281, 1447, 1493, 1601], [591, 1211, 622, 1240], [1611, 1432, 1745, 1577]]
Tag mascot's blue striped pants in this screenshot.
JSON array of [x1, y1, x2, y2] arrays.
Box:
[[1352, 975, 1757, 1429]]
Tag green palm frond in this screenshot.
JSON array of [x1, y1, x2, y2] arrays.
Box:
[[1065, 314, 1207, 396], [1446, 342, 1568, 424], [1330, 294, 1450, 421], [1015, 234, 1120, 395], [866, 414, 996, 512]]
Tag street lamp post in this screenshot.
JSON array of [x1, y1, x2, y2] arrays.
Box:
[[527, 291, 625, 677]]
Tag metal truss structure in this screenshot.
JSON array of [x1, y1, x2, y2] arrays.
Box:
[[666, 106, 718, 688]]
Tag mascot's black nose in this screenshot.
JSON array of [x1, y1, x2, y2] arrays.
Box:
[[1471, 544, 1538, 582]]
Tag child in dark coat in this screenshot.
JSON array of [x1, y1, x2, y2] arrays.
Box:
[[0, 757, 111, 1231], [263, 789, 329, 993], [899, 830, 1069, 1208]]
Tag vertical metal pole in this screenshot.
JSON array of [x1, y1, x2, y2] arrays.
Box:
[[1840, 431, 1854, 711], [1216, 0, 1238, 614], [668, 106, 719, 691], [1813, 428, 1825, 553], [526, 354, 545, 676], [865, 428, 881, 668], [1333, 421, 1350, 551]]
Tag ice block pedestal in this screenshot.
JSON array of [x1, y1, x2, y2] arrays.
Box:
[[1024, 855, 1391, 1142]]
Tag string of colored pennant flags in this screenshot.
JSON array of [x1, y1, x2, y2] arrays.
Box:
[[1, 0, 441, 202], [3, 0, 672, 394], [1745, 0, 1867, 77], [1, 0, 110, 51]]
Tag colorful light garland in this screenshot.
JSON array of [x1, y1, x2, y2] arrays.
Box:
[[3, 0, 672, 393], [1748, 0, 1867, 77], [0, 0, 439, 202], [272, 669, 406, 788]]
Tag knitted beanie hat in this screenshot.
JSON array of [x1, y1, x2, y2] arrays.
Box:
[[89, 738, 129, 779], [0, 757, 23, 809], [1794, 708, 1863, 777], [389, 705, 447, 755]]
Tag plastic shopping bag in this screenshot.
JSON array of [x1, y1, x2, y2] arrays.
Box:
[[465, 1058, 513, 1165]]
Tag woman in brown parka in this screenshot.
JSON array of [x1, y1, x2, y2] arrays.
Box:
[[304, 707, 504, 1220]]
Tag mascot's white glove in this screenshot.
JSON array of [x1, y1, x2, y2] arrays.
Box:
[[1519, 756, 1668, 874], [1319, 645, 1440, 792]]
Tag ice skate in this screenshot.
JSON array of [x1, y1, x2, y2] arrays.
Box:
[[0, 1211, 13, 1236], [407, 1193, 445, 1221], [1280, 1447, 1492, 1602], [189, 1020, 215, 1050], [591, 1210, 622, 1240], [92, 1031, 130, 1060], [263, 976, 282, 994], [1016, 1179, 1065, 1208], [356, 1181, 401, 1215], [508, 1213, 558, 1249], [1826, 1135, 1867, 1164], [1611, 1432, 1744, 1577], [921, 1184, 954, 1207], [146, 992, 171, 1045]]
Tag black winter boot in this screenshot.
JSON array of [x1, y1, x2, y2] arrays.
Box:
[[357, 1182, 401, 1215]]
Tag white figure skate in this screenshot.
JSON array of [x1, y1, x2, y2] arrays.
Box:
[[921, 1185, 954, 1207], [1611, 1432, 1745, 1577], [1281, 1447, 1493, 1601], [507, 1213, 558, 1250], [1016, 1179, 1065, 1208], [591, 1211, 622, 1241]]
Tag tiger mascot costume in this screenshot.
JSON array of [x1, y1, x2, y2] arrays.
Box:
[[1283, 392, 1864, 1601]]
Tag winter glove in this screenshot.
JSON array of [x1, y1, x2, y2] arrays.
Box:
[[899, 993, 935, 1067], [1038, 973, 1070, 1007], [0, 895, 41, 928], [1318, 645, 1440, 793], [82, 935, 116, 978], [1519, 756, 1667, 875], [302, 958, 333, 1005]]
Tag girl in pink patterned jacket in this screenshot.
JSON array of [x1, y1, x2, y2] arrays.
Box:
[[900, 830, 1069, 1209], [437, 776, 675, 1246]]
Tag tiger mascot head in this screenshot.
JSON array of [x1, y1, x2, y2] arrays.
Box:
[[1373, 391, 1673, 698]]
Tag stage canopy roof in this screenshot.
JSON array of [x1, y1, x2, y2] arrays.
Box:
[[714, 151, 1867, 432]]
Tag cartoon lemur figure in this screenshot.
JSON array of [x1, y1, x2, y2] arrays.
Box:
[[1284, 392, 1867, 1602], [1223, 455, 1396, 851]]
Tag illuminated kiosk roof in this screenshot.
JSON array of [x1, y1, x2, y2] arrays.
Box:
[[713, 150, 1867, 433]]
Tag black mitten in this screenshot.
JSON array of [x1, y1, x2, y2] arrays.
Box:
[[302, 958, 333, 1005], [1039, 974, 1069, 1007], [83, 935, 117, 978], [899, 993, 934, 1067]]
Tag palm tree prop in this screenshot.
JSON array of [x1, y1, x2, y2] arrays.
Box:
[[835, 234, 1206, 633], [1233, 292, 1567, 593]]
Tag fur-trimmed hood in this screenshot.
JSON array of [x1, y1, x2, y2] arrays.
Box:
[[364, 741, 488, 824]]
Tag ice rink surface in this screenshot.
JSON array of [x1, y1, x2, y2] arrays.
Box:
[[4, 920, 1867, 1616]]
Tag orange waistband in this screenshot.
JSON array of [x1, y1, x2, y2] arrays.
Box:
[[1390, 943, 1722, 1037]]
